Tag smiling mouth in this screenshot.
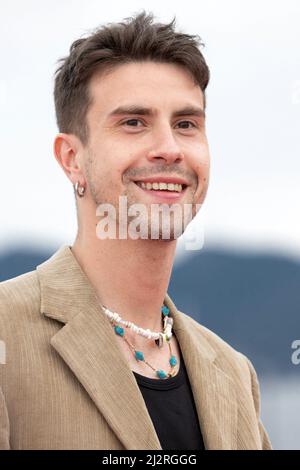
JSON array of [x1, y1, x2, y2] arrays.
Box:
[[134, 181, 188, 193]]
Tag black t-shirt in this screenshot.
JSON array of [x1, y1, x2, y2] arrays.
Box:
[[133, 352, 205, 450]]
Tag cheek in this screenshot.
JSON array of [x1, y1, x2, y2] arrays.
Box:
[[200, 161, 210, 181], [190, 151, 210, 201], [100, 141, 136, 173], [194, 143, 210, 175], [191, 154, 210, 182]]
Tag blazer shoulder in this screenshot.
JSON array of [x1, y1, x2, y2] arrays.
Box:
[[0, 269, 40, 323]]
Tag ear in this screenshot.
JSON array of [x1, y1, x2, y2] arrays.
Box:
[[53, 133, 84, 185]]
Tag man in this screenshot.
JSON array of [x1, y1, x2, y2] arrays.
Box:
[[0, 12, 271, 450]]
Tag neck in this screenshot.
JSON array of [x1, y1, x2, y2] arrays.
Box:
[[71, 229, 177, 333]]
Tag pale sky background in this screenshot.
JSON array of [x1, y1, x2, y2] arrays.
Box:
[[0, 0, 299, 260]]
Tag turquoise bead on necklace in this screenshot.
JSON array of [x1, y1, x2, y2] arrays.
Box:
[[114, 325, 125, 337], [113, 304, 178, 379], [161, 305, 170, 316]]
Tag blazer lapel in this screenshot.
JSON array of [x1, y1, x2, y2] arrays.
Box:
[[37, 246, 161, 450], [165, 295, 238, 450]]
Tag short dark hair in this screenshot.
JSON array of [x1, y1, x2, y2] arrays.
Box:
[[54, 11, 210, 146]]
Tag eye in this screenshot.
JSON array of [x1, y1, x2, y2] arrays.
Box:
[[122, 119, 144, 127], [175, 121, 197, 129]]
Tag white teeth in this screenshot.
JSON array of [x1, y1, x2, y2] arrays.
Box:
[[136, 181, 184, 192]]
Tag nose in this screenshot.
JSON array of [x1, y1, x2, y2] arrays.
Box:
[[146, 124, 184, 165]]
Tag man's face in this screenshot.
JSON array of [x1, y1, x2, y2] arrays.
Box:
[[83, 61, 210, 239]]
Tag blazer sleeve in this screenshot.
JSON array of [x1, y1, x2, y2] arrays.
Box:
[[0, 386, 10, 450], [245, 357, 272, 450]]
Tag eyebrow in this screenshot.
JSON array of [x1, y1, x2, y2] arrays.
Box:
[[107, 104, 206, 120]]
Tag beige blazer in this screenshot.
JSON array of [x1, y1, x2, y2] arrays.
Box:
[[0, 246, 271, 450]]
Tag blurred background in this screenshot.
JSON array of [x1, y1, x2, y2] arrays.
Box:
[[0, 0, 299, 449]]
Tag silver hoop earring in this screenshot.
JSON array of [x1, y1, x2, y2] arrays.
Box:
[[75, 181, 85, 197]]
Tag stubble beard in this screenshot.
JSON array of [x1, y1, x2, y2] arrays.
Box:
[[85, 155, 201, 241]]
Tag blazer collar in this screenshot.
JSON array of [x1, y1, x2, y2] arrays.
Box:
[[37, 245, 238, 450]]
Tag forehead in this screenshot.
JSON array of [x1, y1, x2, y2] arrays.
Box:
[[87, 61, 204, 120]]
